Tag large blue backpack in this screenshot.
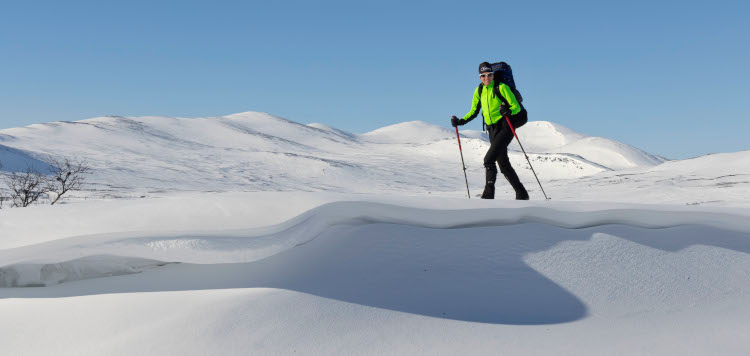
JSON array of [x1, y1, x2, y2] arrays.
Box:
[[477, 61, 527, 131], [477, 61, 524, 105]]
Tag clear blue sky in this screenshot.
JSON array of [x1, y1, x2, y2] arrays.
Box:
[[1, 0, 747, 159]]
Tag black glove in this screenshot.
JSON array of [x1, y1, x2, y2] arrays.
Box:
[[451, 116, 464, 127], [499, 104, 511, 117]]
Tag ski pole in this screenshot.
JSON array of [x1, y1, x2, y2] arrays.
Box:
[[455, 126, 471, 199], [504, 116, 550, 200]]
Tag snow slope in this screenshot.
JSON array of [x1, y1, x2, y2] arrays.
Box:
[[360, 120, 459, 144], [1, 112, 749, 355], [513, 121, 665, 170], [0, 112, 665, 200], [1, 193, 749, 355], [545, 150, 750, 207], [0, 144, 51, 172]]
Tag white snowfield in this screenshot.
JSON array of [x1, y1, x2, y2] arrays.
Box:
[[1, 112, 749, 355], [0, 112, 668, 197]]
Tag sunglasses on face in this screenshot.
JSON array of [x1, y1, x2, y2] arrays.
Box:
[[480, 73, 493, 78]]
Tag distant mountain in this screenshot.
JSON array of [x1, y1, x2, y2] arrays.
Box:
[[649, 150, 750, 176], [0, 112, 669, 198], [511, 121, 666, 170], [360, 121, 458, 144], [307, 123, 358, 141], [359, 120, 665, 170]]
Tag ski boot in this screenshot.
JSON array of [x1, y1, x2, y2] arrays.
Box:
[[482, 168, 496, 199], [504, 172, 529, 200]]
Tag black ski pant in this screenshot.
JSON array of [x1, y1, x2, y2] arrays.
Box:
[[483, 114, 527, 194]]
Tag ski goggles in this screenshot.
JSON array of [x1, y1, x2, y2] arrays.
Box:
[[479, 73, 493, 78]]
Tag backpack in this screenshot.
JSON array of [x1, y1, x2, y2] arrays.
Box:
[[477, 61, 526, 130], [477, 61, 524, 105]]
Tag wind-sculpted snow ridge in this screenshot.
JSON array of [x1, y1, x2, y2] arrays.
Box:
[[0, 256, 170, 287], [2, 201, 749, 287]]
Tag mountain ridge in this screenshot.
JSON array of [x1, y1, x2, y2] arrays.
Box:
[[0, 111, 681, 199]]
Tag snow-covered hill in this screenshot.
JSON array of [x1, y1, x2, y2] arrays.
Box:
[[0, 111, 670, 201], [360, 120, 459, 144], [1, 112, 750, 355], [0, 144, 51, 173], [511, 121, 665, 170]]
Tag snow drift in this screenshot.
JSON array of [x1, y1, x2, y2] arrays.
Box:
[[1, 194, 749, 355]]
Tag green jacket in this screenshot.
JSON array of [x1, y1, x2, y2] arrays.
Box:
[[461, 80, 521, 126]]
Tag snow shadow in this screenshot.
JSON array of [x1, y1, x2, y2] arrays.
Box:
[[247, 223, 591, 325], [0, 144, 53, 173], [2, 208, 750, 325]]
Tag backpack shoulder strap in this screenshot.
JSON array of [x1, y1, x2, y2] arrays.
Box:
[[476, 83, 486, 131], [493, 82, 509, 106]]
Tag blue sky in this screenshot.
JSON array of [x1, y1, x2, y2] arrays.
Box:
[[1, 0, 747, 159]]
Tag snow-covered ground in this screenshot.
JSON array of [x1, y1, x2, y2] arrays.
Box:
[[1, 112, 749, 355], [0, 112, 670, 199]]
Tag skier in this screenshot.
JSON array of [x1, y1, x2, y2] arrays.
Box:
[[451, 62, 529, 200]]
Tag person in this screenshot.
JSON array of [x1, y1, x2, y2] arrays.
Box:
[[451, 62, 529, 200]]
